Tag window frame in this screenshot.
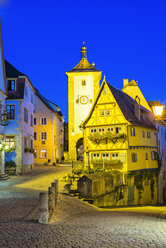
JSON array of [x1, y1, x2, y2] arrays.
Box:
[[24, 108, 28, 123], [41, 132, 47, 141], [40, 149, 47, 159], [6, 105, 15, 120], [7, 80, 16, 91], [40, 117, 47, 125], [5, 136, 15, 149]]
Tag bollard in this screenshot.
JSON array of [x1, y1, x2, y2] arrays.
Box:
[[38, 192, 49, 224], [54, 180, 58, 205], [50, 185, 55, 209]]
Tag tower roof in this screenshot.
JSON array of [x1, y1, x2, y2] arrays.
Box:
[[67, 43, 100, 73]]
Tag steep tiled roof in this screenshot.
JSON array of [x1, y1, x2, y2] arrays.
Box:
[[67, 58, 100, 73], [5, 60, 25, 78], [107, 83, 155, 129], [35, 88, 63, 118]]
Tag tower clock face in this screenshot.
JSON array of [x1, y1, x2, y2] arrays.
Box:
[[80, 95, 88, 104]]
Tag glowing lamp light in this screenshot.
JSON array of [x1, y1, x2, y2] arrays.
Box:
[[5, 144, 9, 150], [152, 106, 164, 117], [72, 131, 75, 136], [0, 144, 2, 149]]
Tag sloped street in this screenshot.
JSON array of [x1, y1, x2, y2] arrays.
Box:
[[0, 166, 166, 248]]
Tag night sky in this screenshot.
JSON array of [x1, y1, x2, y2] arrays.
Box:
[[0, 0, 166, 121]]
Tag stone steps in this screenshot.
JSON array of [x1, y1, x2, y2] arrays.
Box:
[[0, 173, 10, 180]]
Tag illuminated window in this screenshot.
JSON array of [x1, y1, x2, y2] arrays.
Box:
[[132, 153, 137, 162], [41, 132, 47, 140], [100, 110, 105, 116], [41, 117, 47, 125], [40, 149, 47, 158], [34, 132, 37, 140], [6, 105, 15, 120], [106, 110, 110, 116], [131, 127, 136, 136], [7, 80, 15, 91], [5, 136, 15, 148], [81, 80, 86, 86], [24, 108, 28, 123]]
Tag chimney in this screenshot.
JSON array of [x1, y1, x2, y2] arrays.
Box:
[[134, 96, 140, 121], [123, 79, 129, 88]]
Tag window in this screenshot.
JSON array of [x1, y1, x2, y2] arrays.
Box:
[[81, 80, 86, 86], [40, 117, 47, 125], [142, 131, 145, 138], [6, 105, 15, 120], [145, 153, 148, 160], [24, 137, 27, 148], [111, 153, 119, 160], [34, 149, 37, 158], [106, 110, 111, 116], [34, 132, 37, 140], [103, 88, 107, 95], [24, 108, 28, 123], [41, 132, 47, 140], [92, 153, 100, 159], [24, 85, 27, 96], [147, 131, 151, 138], [40, 149, 47, 158], [131, 127, 136, 136], [132, 153, 137, 162], [5, 136, 15, 148], [102, 153, 109, 159], [161, 128, 163, 136], [90, 128, 96, 133], [7, 80, 15, 91], [151, 151, 157, 160], [34, 117, 36, 125], [115, 127, 122, 134], [100, 110, 105, 116], [31, 93, 33, 104], [30, 139, 33, 148], [31, 114, 33, 127]]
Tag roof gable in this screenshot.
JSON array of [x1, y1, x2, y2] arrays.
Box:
[[5, 60, 25, 78]]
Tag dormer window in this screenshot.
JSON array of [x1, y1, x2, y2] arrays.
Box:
[[81, 80, 86, 86], [7, 80, 15, 91]]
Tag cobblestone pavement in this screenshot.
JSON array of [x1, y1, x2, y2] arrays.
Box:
[[0, 166, 166, 248]]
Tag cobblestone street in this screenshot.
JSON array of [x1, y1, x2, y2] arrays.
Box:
[[0, 166, 166, 248]]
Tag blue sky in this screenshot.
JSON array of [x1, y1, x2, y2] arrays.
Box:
[[0, 0, 166, 120]]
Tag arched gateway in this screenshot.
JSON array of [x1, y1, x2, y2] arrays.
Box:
[[76, 138, 83, 161]]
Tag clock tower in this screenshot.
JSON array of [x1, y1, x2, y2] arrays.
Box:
[[66, 43, 102, 161]]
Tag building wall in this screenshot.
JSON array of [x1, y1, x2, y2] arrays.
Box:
[[157, 122, 166, 203], [21, 79, 34, 173], [34, 95, 63, 165], [67, 71, 101, 161]]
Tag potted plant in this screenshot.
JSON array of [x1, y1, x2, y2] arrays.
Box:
[[5, 160, 16, 175]]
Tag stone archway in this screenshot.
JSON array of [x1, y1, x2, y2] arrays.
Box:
[[76, 138, 83, 161]]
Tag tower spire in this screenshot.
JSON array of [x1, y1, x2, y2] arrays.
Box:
[[81, 42, 87, 58]]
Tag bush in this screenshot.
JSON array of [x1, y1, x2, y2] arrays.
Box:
[[5, 160, 16, 168]]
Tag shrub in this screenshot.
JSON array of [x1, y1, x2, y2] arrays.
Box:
[[5, 160, 16, 168]]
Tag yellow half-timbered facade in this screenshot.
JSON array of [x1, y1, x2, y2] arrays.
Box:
[[81, 79, 158, 205]]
